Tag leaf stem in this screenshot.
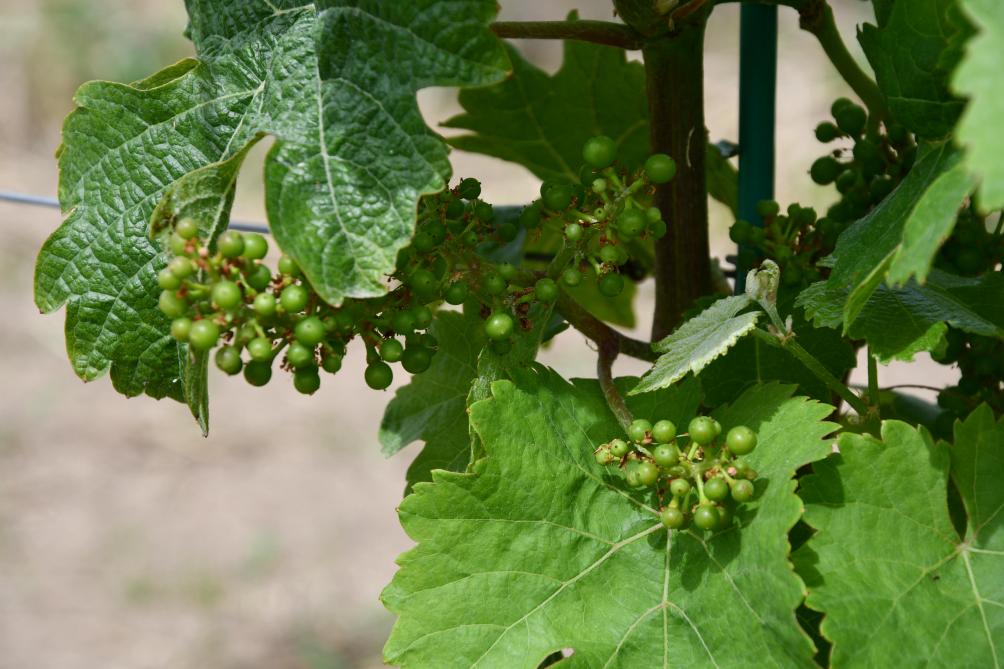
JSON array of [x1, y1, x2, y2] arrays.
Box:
[[490, 20, 644, 50], [598, 338, 634, 431], [753, 329, 870, 415], [867, 347, 879, 406], [556, 291, 657, 362], [797, 1, 889, 122]]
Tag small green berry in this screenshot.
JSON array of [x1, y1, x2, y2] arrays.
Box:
[[294, 316, 326, 347], [175, 218, 199, 240], [704, 477, 729, 502], [402, 346, 433, 374], [170, 317, 192, 342], [444, 281, 468, 305], [627, 419, 652, 443], [693, 504, 720, 531], [726, 425, 757, 455], [188, 320, 220, 352], [609, 438, 630, 458], [652, 420, 677, 444], [277, 255, 301, 277], [535, 278, 559, 303], [669, 478, 691, 498], [243, 360, 272, 387], [280, 284, 309, 313], [380, 338, 404, 363], [287, 342, 316, 369], [562, 267, 583, 287], [636, 461, 659, 487], [582, 136, 618, 169], [253, 293, 277, 317], [217, 230, 245, 259], [158, 268, 181, 291], [215, 346, 243, 376], [688, 416, 717, 445], [158, 290, 188, 319], [245, 263, 273, 292], [168, 256, 196, 279], [242, 233, 268, 260], [597, 273, 624, 297], [247, 337, 274, 363], [731, 479, 755, 503], [293, 367, 321, 395], [652, 444, 680, 467], [660, 506, 685, 529], [644, 154, 677, 184], [365, 361, 394, 390], [564, 222, 584, 242], [485, 312, 515, 341], [211, 280, 242, 311]]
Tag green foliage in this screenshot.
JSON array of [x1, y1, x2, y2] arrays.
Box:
[[631, 296, 759, 395], [383, 372, 836, 667], [796, 409, 1004, 667]]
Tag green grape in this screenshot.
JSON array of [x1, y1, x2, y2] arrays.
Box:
[[245, 263, 273, 291], [497, 222, 518, 242], [475, 202, 495, 222], [489, 337, 513, 355], [583, 135, 618, 168], [830, 97, 854, 117], [597, 272, 624, 298], [412, 305, 433, 329], [322, 353, 343, 374], [402, 346, 433, 374], [644, 154, 677, 183], [614, 210, 646, 240], [835, 103, 866, 136], [716, 504, 733, 529], [175, 217, 199, 240], [444, 281, 469, 305], [534, 278, 559, 303], [660, 506, 685, 529], [168, 233, 188, 255], [211, 280, 242, 311], [158, 290, 188, 319], [380, 338, 404, 363], [253, 293, 277, 317], [835, 168, 859, 195], [217, 230, 245, 258], [564, 222, 584, 242], [215, 346, 243, 376], [498, 263, 518, 281], [280, 284, 309, 313], [595, 447, 615, 466], [542, 183, 573, 211], [287, 342, 315, 369], [277, 255, 301, 277], [170, 317, 192, 342], [652, 419, 677, 443], [457, 178, 482, 200], [333, 310, 355, 334], [293, 367, 321, 395], [243, 360, 272, 387], [482, 271, 507, 296], [519, 204, 543, 229], [731, 479, 755, 503], [756, 200, 780, 218], [609, 438, 630, 458], [688, 416, 717, 445], [725, 425, 757, 455], [242, 233, 269, 260], [669, 478, 691, 497], [636, 461, 659, 487], [692, 504, 720, 530], [625, 468, 641, 488], [157, 268, 181, 291], [168, 256, 196, 279], [562, 267, 582, 287], [425, 221, 447, 245], [422, 333, 438, 349], [810, 156, 842, 185], [704, 477, 729, 502], [294, 316, 326, 346], [412, 231, 438, 254], [652, 444, 680, 467], [391, 310, 416, 335], [712, 419, 722, 437], [599, 245, 620, 264], [461, 230, 479, 247], [591, 178, 607, 194], [814, 121, 841, 143], [869, 175, 895, 202], [247, 337, 274, 362], [484, 312, 515, 340], [648, 218, 667, 239], [409, 269, 439, 300], [235, 323, 257, 347], [645, 207, 662, 223], [445, 197, 466, 218], [626, 419, 651, 443], [188, 320, 220, 352], [365, 361, 394, 390]]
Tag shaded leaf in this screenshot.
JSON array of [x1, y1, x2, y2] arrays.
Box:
[[383, 370, 836, 667]]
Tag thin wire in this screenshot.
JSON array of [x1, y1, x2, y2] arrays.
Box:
[[0, 190, 271, 235]]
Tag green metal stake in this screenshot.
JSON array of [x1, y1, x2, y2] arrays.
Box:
[[735, 3, 777, 292]]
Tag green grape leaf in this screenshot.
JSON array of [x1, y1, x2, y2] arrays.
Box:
[[37, 1, 507, 405], [380, 311, 485, 491], [383, 370, 837, 667], [799, 269, 1004, 361], [795, 409, 1004, 667], [859, 0, 973, 138], [700, 305, 856, 405], [444, 35, 738, 213], [797, 142, 973, 331], [631, 295, 759, 395], [954, 0, 1004, 211]]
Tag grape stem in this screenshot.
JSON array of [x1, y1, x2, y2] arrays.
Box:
[[556, 291, 657, 362], [490, 20, 644, 50], [867, 347, 880, 406], [598, 338, 635, 431]]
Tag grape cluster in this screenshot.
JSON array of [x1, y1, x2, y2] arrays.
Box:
[[520, 137, 675, 296], [730, 98, 914, 290], [594, 416, 760, 532]]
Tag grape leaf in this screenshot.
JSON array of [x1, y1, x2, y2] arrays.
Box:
[[383, 370, 837, 667], [36, 1, 507, 405], [797, 142, 973, 332], [795, 409, 1004, 667], [444, 34, 739, 214], [953, 0, 1004, 210], [859, 0, 973, 138], [799, 269, 1004, 361], [631, 295, 759, 395], [380, 311, 485, 491]]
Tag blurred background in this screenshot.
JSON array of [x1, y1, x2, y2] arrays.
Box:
[[0, 1, 929, 667]]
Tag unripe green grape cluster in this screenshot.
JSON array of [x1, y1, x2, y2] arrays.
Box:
[[519, 136, 675, 299], [731, 99, 915, 291], [593, 416, 760, 532]]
